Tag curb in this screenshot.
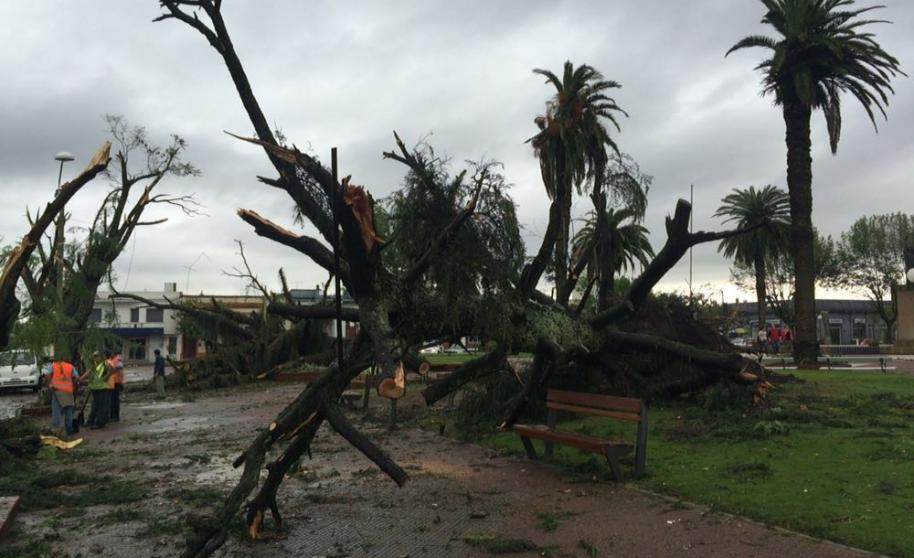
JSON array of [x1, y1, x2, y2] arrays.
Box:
[[0, 496, 19, 538]]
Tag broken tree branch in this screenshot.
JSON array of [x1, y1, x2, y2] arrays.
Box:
[[590, 199, 758, 329], [322, 401, 409, 486], [237, 209, 346, 281], [267, 301, 360, 323], [421, 346, 508, 406]]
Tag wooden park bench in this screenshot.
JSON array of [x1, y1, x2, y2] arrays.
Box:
[[513, 389, 648, 482]]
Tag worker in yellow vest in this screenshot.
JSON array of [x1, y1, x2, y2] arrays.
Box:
[[44, 358, 79, 436], [83, 350, 113, 430]]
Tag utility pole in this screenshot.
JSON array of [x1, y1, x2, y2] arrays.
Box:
[[689, 183, 694, 309], [53, 152, 75, 325]]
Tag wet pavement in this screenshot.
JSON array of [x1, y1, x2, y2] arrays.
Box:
[[0, 389, 37, 420], [0, 364, 156, 420]]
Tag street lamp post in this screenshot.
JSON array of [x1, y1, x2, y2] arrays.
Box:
[[53, 152, 75, 319]]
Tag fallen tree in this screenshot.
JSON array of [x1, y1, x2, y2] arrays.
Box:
[[154, 2, 770, 556]]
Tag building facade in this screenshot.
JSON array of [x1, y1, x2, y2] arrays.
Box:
[[88, 284, 361, 362], [177, 294, 266, 359], [289, 288, 359, 339], [90, 283, 183, 362], [730, 299, 891, 345]]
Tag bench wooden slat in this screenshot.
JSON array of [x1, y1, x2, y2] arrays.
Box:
[[547, 389, 642, 414], [514, 424, 632, 454], [546, 402, 642, 423]]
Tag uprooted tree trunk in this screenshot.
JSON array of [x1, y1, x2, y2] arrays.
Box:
[[0, 142, 112, 350], [155, 3, 770, 556]]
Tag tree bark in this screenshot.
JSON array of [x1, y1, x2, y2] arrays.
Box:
[[553, 154, 571, 304], [754, 248, 767, 334], [782, 99, 819, 363]]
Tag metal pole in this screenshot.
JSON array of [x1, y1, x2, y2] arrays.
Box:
[[689, 184, 694, 308], [331, 148, 344, 372], [55, 160, 67, 314]]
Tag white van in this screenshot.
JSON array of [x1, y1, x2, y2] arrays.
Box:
[[0, 350, 41, 392]]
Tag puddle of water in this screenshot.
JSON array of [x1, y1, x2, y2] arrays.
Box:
[[194, 455, 239, 484], [133, 402, 187, 411], [131, 415, 217, 434]]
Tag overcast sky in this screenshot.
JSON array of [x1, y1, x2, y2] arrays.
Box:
[[1, 1, 912, 301]]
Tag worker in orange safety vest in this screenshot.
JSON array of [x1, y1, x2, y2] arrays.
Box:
[[108, 351, 125, 422], [44, 359, 79, 436]]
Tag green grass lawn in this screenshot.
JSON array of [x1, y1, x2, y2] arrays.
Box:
[[425, 353, 480, 365], [473, 370, 914, 557]]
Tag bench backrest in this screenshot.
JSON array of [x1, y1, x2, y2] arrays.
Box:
[[546, 389, 643, 422]]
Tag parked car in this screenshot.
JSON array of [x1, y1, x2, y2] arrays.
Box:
[[0, 350, 41, 392], [443, 344, 466, 354]]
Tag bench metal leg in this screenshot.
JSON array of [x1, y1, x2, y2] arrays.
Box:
[[634, 407, 648, 478], [544, 409, 556, 457], [605, 451, 624, 483], [520, 436, 537, 460]]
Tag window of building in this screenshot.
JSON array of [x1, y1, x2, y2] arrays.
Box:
[[130, 307, 140, 323], [89, 308, 102, 323], [167, 336, 178, 356], [146, 308, 164, 323]]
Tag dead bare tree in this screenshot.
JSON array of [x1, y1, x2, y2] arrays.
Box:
[[154, 3, 768, 556], [21, 115, 200, 364], [0, 142, 112, 349]]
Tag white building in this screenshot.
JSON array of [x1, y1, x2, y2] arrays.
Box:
[[88, 284, 360, 363], [91, 282, 183, 362]]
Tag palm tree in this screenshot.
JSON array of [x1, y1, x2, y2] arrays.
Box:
[[571, 207, 654, 310], [715, 186, 791, 334], [727, 0, 904, 362], [530, 61, 627, 305]]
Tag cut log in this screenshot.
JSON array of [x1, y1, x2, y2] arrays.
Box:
[[377, 361, 406, 400]]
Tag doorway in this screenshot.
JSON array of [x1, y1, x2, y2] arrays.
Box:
[[128, 337, 147, 361], [828, 325, 842, 345]]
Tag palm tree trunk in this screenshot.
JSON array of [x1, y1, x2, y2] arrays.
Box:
[[593, 190, 614, 312], [782, 99, 818, 363], [753, 250, 767, 336], [553, 155, 571, 304]]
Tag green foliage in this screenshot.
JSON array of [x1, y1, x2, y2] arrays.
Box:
[[382, 146, 524, 337], [605, 152, 651, 221], [829, 213, 914, 338], [651, 287, 735, 333], [512, 306, 595, 351], [577, 539, 599, 556], [728, 0, 903, 153], [530, 61, 626, 198], [535, 511, 574, 532], [571, 207, 653, 288], [453, 371, 538, 436], [715, 185, 789, 269]]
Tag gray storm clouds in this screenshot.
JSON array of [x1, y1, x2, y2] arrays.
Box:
[[1, 1, 911, 298]]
